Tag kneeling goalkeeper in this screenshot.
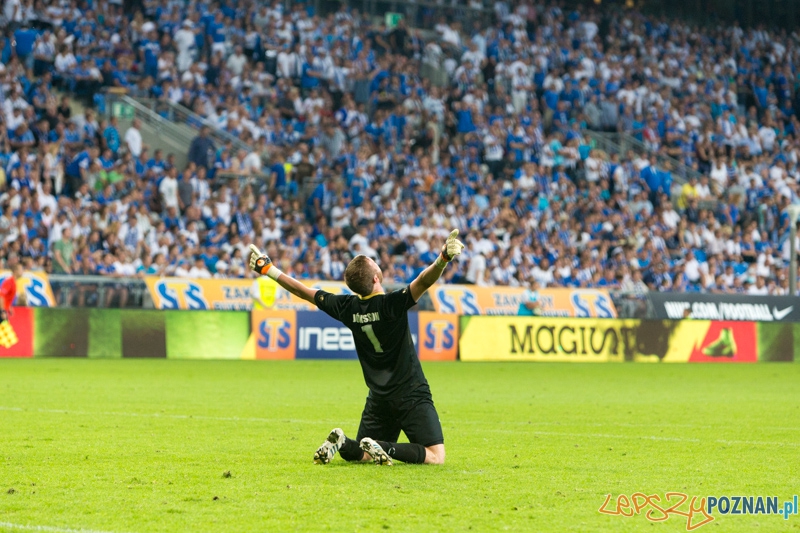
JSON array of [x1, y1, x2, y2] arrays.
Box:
[[248, 230, 464, 465]]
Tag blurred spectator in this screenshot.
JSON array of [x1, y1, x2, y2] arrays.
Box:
[[124, 119, 143, 158], [51, 226, 75, 274], [188, 126, 215, 170]]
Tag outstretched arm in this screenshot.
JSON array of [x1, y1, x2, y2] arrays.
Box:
[[409, 229, 465, 302], [249, 245, 317, 303]]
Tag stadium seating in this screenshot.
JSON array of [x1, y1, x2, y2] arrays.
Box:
[[0, 1, 797, 297]]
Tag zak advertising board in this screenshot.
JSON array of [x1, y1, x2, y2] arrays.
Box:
[[0, 271, 56, 307], [252, 311, 457, 361], [146, 278, 351, 310], [459, 316, 759, 363], [429, 285, 616, 317]]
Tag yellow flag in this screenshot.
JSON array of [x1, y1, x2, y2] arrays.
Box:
[[0, 321, 18, 349]]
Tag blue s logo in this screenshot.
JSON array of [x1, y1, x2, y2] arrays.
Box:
[[571, 292, 614, 318], [435, 288, 481, 315], [25, 278, 51, 307], [155, 281, 209, 310]]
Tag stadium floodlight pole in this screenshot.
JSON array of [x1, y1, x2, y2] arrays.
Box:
[[787, 205, 800, 295]]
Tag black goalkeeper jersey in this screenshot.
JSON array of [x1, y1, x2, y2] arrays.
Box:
[[313, 287, 427, 399]]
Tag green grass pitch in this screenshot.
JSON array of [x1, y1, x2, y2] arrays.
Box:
[[0, 360, 798, 532]]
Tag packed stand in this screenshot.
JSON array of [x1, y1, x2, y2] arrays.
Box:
[[1, 0, 800, 302]]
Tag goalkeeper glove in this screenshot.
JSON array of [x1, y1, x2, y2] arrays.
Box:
[[249, 244, 283, 281], [436, 229, 465, 268]]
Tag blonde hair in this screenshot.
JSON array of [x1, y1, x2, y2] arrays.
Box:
[[344, 255, 376, 297]]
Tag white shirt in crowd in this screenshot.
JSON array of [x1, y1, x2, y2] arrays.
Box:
[[662, 208, 681, 229], [584, 156, 601, 182], [695, 181, 712, 199], [242, 151, 262, 174], [532, 265, 554, 286], [159, 175, 179, 209], [466, 253, 487, 284], [113, 260, 137, 277], [483, 134, 503, 161], [189, 264, 212, 279], [748, 282, 769, 295], [124, 125, 143, 157], [277, 49, 298, 78], [4, 0, 22, 22], [683, 256, 702, 282], [55, 51, 77, 73], [759, 126, 777, 152], [226, 52, 247, 76]]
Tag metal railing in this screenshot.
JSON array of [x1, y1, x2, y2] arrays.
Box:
[[347, 0, 494, 32], [586, 130, 726, 210], [134, 97, 254, 155], [586, 130, 703, 185], [49, 275, 151, 309], [214, 169, 319, 206], [215, 170, 274, 198], [609, 291, 652, 320], [105, 94, 196, 146]]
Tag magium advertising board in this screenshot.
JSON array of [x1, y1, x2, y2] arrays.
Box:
[[458, 316, 793, 363]]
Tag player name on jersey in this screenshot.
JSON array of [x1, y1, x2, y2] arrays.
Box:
[[352, 312, 380, 324]]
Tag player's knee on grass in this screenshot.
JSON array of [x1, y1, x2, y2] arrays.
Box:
[[425, 444, 445, 465], [376, 441, 427, 463]]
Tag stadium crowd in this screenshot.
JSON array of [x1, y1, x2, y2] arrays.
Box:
[[2, 0, 800, 304]]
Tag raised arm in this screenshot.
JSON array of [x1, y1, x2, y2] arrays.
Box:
[[248, 244, 317, 303], [409, 229, 465, 302]]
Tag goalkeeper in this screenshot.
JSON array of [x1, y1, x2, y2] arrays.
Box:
[[249, 230, 465, 465]]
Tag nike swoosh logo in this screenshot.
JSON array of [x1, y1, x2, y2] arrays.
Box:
[[773, 306, 794, 320]]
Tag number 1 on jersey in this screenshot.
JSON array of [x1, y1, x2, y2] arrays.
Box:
[[361, 324, 384, 353]]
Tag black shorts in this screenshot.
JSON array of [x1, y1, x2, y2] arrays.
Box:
[[355, 385, 444, 447]]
